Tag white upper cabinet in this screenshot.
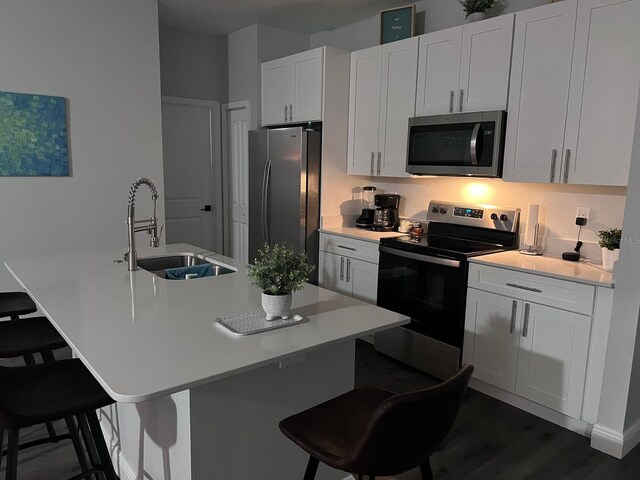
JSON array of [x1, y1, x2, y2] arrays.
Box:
[[563, 0, 640, 186], [502, 0, 577, 183], [415, 15, 514, 116], [415, 27, 462, 116], [347, 37, 417, 177], [262, 47, 324, 126], [504, 0, 640, 186]]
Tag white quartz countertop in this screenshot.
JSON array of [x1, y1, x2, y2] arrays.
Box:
[[320, 226, 401, 243], [469, 250, 614, 288], [5, 244, 408, 403]]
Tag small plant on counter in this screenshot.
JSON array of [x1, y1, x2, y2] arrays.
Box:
[[248, 243, 315, 295], [597, 228, 622, 251], [459, 0, 496, 18]]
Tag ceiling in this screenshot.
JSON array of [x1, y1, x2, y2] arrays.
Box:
[[158, 0, 413, 36]]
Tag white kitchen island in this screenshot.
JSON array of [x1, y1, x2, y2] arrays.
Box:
[[5, 244, 408, 480]]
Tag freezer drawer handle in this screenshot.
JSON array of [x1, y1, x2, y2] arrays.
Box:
[[379, 246, 461, 267], [506, 282, 542, 293]]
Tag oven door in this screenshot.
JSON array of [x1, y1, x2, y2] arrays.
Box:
[[376, 246, 467, 347]]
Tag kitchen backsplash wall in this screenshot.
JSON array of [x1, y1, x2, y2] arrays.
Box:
[[322, 175, 626, 262]]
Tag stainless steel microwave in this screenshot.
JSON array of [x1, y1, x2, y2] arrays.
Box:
[[406, 110, 507, 177]]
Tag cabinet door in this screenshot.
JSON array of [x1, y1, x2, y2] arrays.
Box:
[[464, 289, 521, 392], [563, 0, 640, 186], [515, 303, 591, 418], [291, 48, 324, 123], [319, 251, 350, 296], [262, 58, 293, 126], [459, 14, 514, 113], [347, 257, 378, 304], [347, 46, 382, 176], [502, 1, 577, 183], [415, 26, 462, 116], [378, 37, 417, 178]]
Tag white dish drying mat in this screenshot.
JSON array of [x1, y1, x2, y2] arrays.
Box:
[[215, 309, 306, 335]]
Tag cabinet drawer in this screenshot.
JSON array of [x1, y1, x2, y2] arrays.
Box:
[[320, 233, 379, 264], [468, 263, 595, 315]]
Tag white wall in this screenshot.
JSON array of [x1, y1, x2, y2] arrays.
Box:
[[310, 0, 548, 51], [160, 27, 228, 102], [0, 0, 164, 292]]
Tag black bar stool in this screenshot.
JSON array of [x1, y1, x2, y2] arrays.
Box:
[[279, 364, 474, 480], [0, 358, 117, 480], [0, 293, 37, 321]]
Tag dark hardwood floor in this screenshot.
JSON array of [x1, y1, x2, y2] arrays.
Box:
[[3, 341, 640, 479]]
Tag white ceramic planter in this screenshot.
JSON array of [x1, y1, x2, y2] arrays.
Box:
[[467, 12, 487, 22], [601, 248, 620, 270], [261, 292, 292, 320]]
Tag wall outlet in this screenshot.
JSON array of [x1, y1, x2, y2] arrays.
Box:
[[576, 207, 591, 221]]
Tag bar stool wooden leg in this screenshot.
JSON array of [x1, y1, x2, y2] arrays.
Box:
[[78, 413, 101, 469], [0, 428, 4, 471], [420, 459, 434, 480], [86, 410, 117, 480], [65, 417, 91, 478], [5, 428, 19, 480], [303, 456, 319, 480]]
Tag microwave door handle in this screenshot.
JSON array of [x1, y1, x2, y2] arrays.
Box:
[[379, 246, 461, 268], [469, 123, 481, 166]]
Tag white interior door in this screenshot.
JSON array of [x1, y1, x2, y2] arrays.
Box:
[[223, 101, 250, 263], [161, 97, 222, 252]]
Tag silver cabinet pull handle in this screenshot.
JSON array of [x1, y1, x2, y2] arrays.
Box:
[[370, 152, 375, 176], [377, 152, 382, 175], [346, 258, 351, 283], [337, 245, 356, 251], [510, 300, 517, 334], [459, 89, 464, 112], [340, 257, 344, 281], [563, 149, 571, 183], [284, 105, 288, 122], [523, 303, 530, 337], [506, 282, 542, 293], [550, 149, 558, 183], [449, 90, 455, 113], [289, 104, 293, 122]]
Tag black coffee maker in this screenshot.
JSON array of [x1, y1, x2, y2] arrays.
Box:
[[372, 194, 401, 232]]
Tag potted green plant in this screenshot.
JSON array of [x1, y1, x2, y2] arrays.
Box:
[[459, 0, 496, 22], [597, 228, 622, 270], [248, 243, 315, 320]]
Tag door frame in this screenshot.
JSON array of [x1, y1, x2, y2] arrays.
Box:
[[161, 96, 223, 252], [221, 100, 250, 257]]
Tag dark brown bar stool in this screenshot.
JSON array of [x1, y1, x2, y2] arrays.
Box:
[[279, 364, 474, 480], [0, 293, 37, 321], [0, 358, 117, 480]]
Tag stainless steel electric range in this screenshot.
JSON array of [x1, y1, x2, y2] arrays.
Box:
[[375, 201, 521, 380]]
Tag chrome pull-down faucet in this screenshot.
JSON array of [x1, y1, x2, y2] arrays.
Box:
[[127, 178, 160, 271]]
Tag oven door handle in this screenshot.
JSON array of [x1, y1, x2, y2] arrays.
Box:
[[379, 246, 461, 267]]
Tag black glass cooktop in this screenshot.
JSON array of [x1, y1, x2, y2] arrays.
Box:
[[380, 233, 511, 259]]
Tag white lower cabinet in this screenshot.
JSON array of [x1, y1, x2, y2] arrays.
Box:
[[319, 233, 379, 304], [465, 286, 592, 419]]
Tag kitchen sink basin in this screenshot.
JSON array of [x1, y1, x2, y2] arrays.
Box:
[[137, 254, 236, 279]]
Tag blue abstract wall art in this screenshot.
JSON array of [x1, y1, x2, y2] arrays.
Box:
[[0, 91, 69, 176]]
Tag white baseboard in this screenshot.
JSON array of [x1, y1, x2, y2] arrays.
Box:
[[469, 378, 592, 437], [591, 417, 640, 459]]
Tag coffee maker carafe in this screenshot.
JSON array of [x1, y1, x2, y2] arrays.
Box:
[[356, 186, 377, 229], [372, 194, 401, 232]]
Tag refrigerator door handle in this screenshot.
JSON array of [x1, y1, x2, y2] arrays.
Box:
[[261, 158, 272, 245]]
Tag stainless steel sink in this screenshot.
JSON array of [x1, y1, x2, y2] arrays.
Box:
[[137, 254, 236, 279]]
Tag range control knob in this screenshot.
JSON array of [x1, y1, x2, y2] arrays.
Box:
[[431, 206, 439, 214], [490, 213, 499, 220], [500, 214, 509, 222], [439, 207, 447, 214]]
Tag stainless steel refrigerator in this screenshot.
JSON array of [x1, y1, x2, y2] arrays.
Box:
[[248, 127, 321, 284]]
